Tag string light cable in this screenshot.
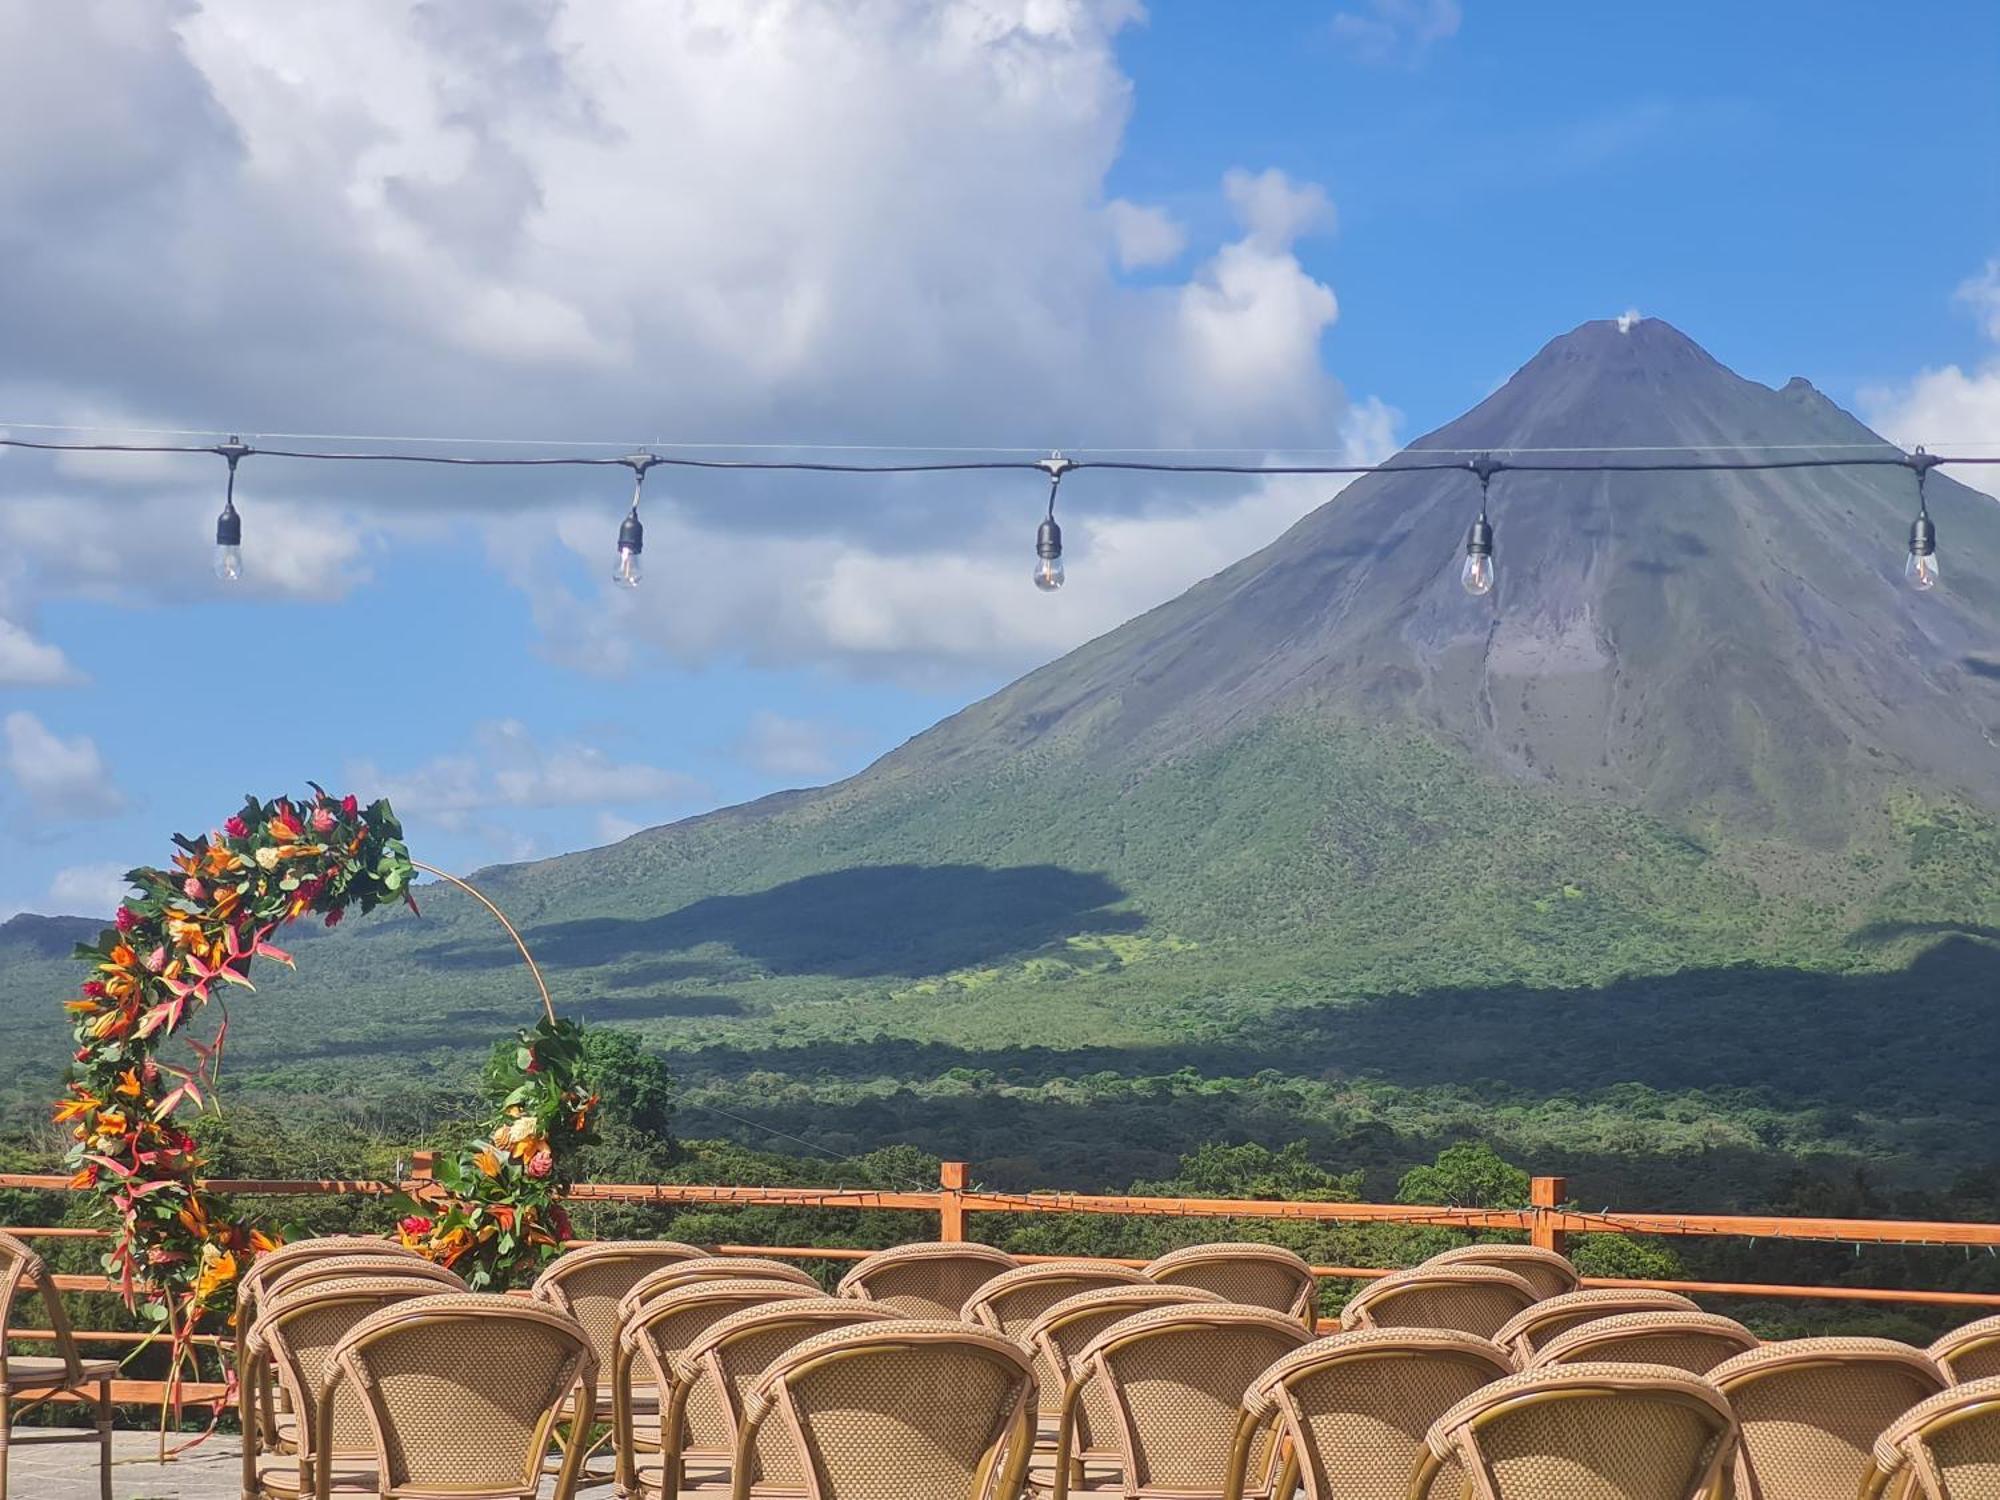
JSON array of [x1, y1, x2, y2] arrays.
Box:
[[1, 429, 1995, 597]]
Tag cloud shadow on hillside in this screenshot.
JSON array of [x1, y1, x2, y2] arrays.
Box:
[[414, 863, 1141, 979]]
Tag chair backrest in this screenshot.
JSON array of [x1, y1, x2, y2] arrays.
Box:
[[1339, 1265, 1540, 1340], [1230, 1328, 1517, 1500], [1710, 1337, 1950, 1500], [1143, 1242, 1320, 1322], [1933, 1315, 2000, 1386], [834, 1241, 1018, 1318], [530, 1240, 710, 1376], [1420, 1244, 1582, 1301], [240, 1274, 454, 1489], [1492, 1288, 1702, 1363], [1415, 1362, 1737, 1499], [614, 1277, 827, 1488], [1061, 1302, 1315, 1498], [617, 1256, 822, 1323], [737, 1320, 1035, 1500], [1860, 1375, 2000, 1500], [1020, 1283, 1226, 1428], [671, 1297, 904, 1496], [262, 1252, 466, 1302], [322, 1292, 596, 1500], [0, 1229, 84, 1386], [235, 1235, 428, 1339], [1529, 1311, 1759, 1376], [960, 1258, 1149, 1335]]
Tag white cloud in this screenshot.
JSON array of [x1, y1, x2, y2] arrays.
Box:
[[593, 812, 645, 846], [1330, 0, 1463, 65], [2, 710, 125, 821], [0, 616, 81, 684], [1222, 168, 1335, 249], [47, 862, 132, 917], [735, 710, 868, 782], [1617, 307, 1641, 334], [1863, 258, 2000, 501], [1104, 199, 1187, 270]]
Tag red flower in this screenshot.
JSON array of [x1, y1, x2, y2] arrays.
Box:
[[310, 806, 336, 834], [323, 907, 343, 929], [526, 1149, 553, 1179], [224, 816, 250, 839], [341, 794, 359, 817], [82, 980, 107, 998], [398, 1215, 433, 1237], [115, 907, 138, 933]]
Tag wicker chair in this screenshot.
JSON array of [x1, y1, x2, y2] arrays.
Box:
[[1932, 1314, 2000, 1385], [0, 1230, 114, 1500], [1528, 1311, 1759, 1376], [734, 1320, 1036, 1500], [1052, 1301, 1315, 1500], [1222, 1328, 1516, 1500], [1859, 1374, 2000, 1499], [612, 1278, 829, 1499], [1709, 1337, 1949, 1500], [1412, 1362, 1737, 1499], [648, 1296, 904, 1499], [1491, 1288, 1702, 1363], [236, 1235, 430, 1337], [616, 1258, 822, 1323], [962, 1259, 1150, 1336], [1339, 1265, 1540, 1340], [1143, 1243, 1320, 1324], [263, 1252, 466, 1302], [316, 1292, 597, 1500], [835, 1241, 1018, 1318], [238, 1273, 457, 1500], [1419, 1244, 1582, 1302]]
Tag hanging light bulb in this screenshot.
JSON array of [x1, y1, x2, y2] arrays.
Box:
[[613, 452, 654, 588], [1460, 455, 1501, 597], [213, 438, 249, 582], [1033, 453, 1073, 592], [1906, 448, 1939, 592]]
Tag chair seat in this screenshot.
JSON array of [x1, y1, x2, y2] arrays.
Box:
[[254, 1459, 381, 1497], [630, 1456, 739, 1498], [3, 1355, 120, 1389]]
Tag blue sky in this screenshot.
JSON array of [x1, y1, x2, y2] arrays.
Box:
[[3, 0, 1998, 917]]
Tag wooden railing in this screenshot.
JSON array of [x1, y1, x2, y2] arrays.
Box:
[[7, 1158, 2000, 1406]]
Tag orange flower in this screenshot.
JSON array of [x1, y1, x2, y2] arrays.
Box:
[[250, 1229, 281, 1255], [107, 944, 137, 969], [64, 997, 103, 1015], [473, 1148, 505, 1178], [193, 1247, 238, 1304], [209, 887, 242, 920], [53, 1093, 97, 1124], [116, 1069, 142, 1098]]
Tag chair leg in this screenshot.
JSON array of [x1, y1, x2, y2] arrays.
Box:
[[96, 1376, 113, 1500], [1, 1390, 11, 1500]]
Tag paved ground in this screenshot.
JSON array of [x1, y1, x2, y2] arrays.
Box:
[[16, 1431, 582, 1498]]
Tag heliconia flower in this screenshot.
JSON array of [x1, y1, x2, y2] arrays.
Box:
[[224, 815, 250, 838], [310, 806, 336, 833], [115, 907, 138, 932], [144, 945, 167, 973], [526, 1149, 553, 1179], [341, 794, 359, 817], [183, 877, 205, 900]]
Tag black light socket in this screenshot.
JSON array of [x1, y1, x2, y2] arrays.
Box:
[[215, 501, 241, 548], [1036, 516, 1063, 560], [1910, 512, 1935, 558], [1465, 515, 1493, 557], [617, 508, 644, 556]]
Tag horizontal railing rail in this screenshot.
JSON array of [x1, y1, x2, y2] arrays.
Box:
[[7, 1158, 2000, 1407]]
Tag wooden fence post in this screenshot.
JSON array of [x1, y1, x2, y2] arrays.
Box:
[[1531, 1175, 1568, 1258], [407, 1150, 435, 1185], [939, 1161, 969, 1242]]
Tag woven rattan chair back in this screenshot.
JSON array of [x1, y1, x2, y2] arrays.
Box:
[[1022, 1283, 1226, 1431], [1225, 1328, 1516, 1500], [961, 1259, 1150, 1336], [1710, 1337, 1949, 1500], [1934, 1316, 2000, 1386], [1414, 1361, 1736, 1500], [617, 1257, 822, 1323], [1492, 1288, 1701, 1363], [614, 1278, 828, 1496], [1860, 1374, 2000, 1500], [238, 1275, 449, 1498], [235, 1236, 428, 1345], [736, 1320, 1035, 1500], [667, 1297, 904, 1498], [834, 1241, 1018, 1318], [1529, 1311, 1758, 1377], [1143, 1242, 1320, 1323], [262, 1252, 465, 1303], [532, 1240, 710, 1377], [1057, 1301, 1314, 1499], [1420, 1244, 1582, 1302], [320, 1292, 596, 1500], [0, 1229, 84, 1388], [1339, 1265, 1540, 1340]]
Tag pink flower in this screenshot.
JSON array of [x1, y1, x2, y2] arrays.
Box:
[[183, 877, 205, 900], [526, 1149, 554, 1179], [144, 946, 167, 974], [341, 794, 359, 817], [310, 806, 336, 833], [224, 815, 250, 839], [81, 980, 107, 999], [114, 907, 138, 933], [323, 907, 343, 929], [398, 1215, 433, 1236]]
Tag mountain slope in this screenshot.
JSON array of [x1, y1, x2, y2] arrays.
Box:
[[6, 318, 2000, 1201]]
